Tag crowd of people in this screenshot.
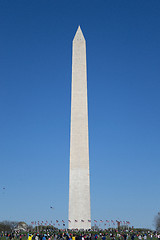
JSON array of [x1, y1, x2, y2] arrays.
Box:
[[1, 229, 160, 240]]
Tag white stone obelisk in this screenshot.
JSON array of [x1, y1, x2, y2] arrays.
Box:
[[68, 26, 91, 230]]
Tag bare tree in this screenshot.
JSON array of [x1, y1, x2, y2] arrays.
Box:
[[155, 212, 160, 232]]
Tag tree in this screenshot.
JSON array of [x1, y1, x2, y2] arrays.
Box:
[[155, 212, 160, 232], [0, 221, 18, 232]]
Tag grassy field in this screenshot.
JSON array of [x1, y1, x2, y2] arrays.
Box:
[[0, 237, 158, 240]]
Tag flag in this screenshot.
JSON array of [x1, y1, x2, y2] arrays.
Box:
[[100, 220, 103, 222], [62, 220, 65, 223], [94, 220, 97, 222], [106, 220, 109, 223], [88, 220, 91, 222], [56, 220, 59, 223], [68, 220, 71, 223]]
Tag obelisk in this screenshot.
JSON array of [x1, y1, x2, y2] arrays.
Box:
[[68, 26, 91, 230]]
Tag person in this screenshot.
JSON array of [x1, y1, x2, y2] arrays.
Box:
[[102, 235, 106, 240], [72, 235, 75, 240], [131, 234, 135, 240], [59, 234, 64, 240], [95, 234, 98, 240], [90, 234, 94, 240], [123, 234, 127, 240], [28, 234, 33, 240]]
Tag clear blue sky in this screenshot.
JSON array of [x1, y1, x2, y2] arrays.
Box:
[[0, 0, 160, 229]]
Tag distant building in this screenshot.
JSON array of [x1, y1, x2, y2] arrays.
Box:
[[14, 222, 28, 232]]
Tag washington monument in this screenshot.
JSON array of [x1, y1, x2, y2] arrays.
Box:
[[68, 26, 91, 229]]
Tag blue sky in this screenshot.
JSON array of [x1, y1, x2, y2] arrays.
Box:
[[0, 0, 160, 229]]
